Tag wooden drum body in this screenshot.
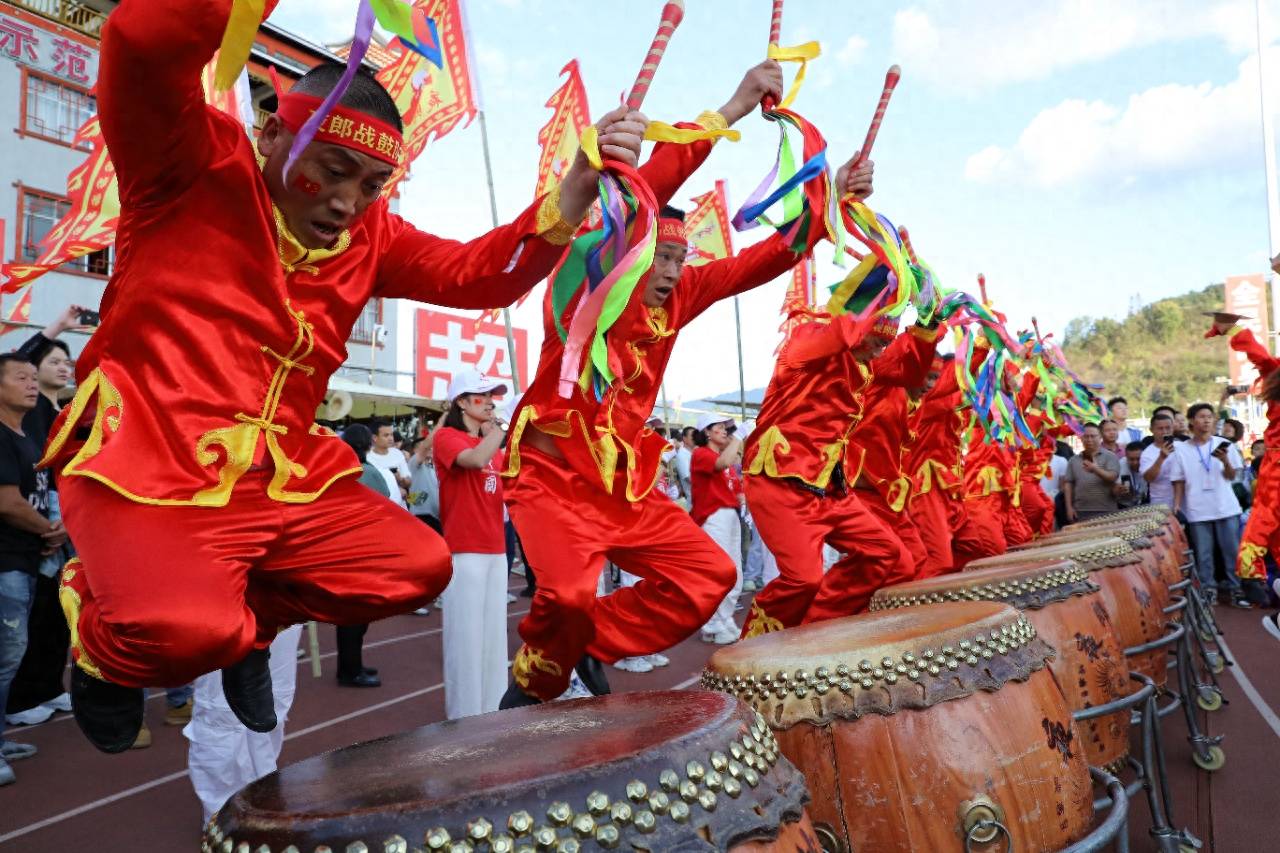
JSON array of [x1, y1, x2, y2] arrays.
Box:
[[969, 538, 1169, 688], [703, 602, 1093, 853], [1057, 518, 1184, 589], [871, 559, 1130, 773], [206, 691, 816, 853]]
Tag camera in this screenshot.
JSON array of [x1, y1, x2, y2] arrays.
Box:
[[725, 423, 737, 435], [78, 309, 100, 327]]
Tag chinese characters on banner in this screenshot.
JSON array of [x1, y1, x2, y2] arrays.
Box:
[[1224, 273, 1271, 386], [415, 309, 528, 399], [0, 13, 98, 85]]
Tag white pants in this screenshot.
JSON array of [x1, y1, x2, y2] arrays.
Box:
[[761, 546, 780, 588], [701, 508, 743, 636], [184, 625, 302, 825], [442, 552, 508, 720]]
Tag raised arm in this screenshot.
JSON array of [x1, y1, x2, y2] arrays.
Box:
[[98, 0, 251, 204], [776, 311, 878, 368], [1228, 326, 1280, 378], [873, 325, 941, 386]]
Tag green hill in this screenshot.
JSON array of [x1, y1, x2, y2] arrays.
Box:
[[1059, 283, 1230, 416]]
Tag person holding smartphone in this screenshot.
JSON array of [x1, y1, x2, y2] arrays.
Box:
[[1062, 423, 1122, 522], [1138, 412, 1187, 512], [1174, 403, 1250, 608]]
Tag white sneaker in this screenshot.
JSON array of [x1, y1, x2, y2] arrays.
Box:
[[557, 673, 593, 700], [613, 657, 654, 673], [742, 580, 760, 592], [0, 741, 37, 761], [506, 593, 517, 604], [646, 653, 670, 668], [40, 692, 72, 713], [413, 607, 432, 616], [0, 758, 13, 787], [5, 705, 53, 726], [710, 629, 739, 645]]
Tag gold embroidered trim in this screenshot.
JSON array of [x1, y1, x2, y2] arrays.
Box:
[[535, 183, 577, 246], [695, 110, 730, 133], [272, 206, 351, 275], [742, 601, 784, 639], [58, 559, 104, 680], [511, 644, 564, 695]]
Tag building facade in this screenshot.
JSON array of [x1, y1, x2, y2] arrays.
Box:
[[0, 0, 408, 391]]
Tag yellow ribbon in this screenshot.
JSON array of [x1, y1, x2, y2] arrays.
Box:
[[214, 0, 266, 91], [579, 125, 603, 171], [768, 41, 822, 110], [644, 122, 741, 145]]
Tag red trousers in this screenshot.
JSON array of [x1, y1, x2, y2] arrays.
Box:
[[958, 494, 1009, 567], [505, 448, 734, 701], [1006, 495, 1034, 546], [1019, 478, 1055, 536], [59, 471, 445, 688], [742, 475, 912, 636], [913, 488, 998, 575], [858, 488, 928, 573], [1239, 455, 1279, 580]]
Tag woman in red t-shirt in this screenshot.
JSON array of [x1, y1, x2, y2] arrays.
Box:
[[433, 370, 509, 720], [691, 415, 745, 644]]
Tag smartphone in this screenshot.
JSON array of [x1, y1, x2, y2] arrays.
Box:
[[1226, 384, 1249, 395], [78, 309, 100, 326], [725, 423, 738, 435], [1121, 474, 1132, 487]]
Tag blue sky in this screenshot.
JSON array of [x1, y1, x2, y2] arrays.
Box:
[[273, 0, 1280, 402]]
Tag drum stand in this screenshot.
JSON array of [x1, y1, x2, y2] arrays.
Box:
[[963, 767, 1130, 853], [1077, 673, 1201, 853], [1173, 549, 1233, 680]]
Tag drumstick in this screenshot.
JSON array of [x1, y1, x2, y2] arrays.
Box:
[[977, 273, 989, 306], [625, 0, 685, 111], [855, 65, 901, 165], [897, 226, 919, 265], [762, 0, 784, 110]]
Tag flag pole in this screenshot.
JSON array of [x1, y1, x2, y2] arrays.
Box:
[[462, 1, 523, 393], [1256, 0, 1280, 355]]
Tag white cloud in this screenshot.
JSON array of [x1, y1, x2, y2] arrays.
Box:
[[891, 0, 1264, 93], [964, 50, 1274, 188], [837, 35, 869, 66]]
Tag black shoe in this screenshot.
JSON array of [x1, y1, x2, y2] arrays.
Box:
[[498, 680, 542, 709], [574, 655, 611, 696], [1230, 595, 1254, 610], [361, 666, 379, 677], [221, 649, 277, 733], [70, 667, 145, 754], [337, 672, 381, 688]]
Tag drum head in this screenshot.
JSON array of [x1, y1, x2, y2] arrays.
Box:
[[208, 691, 809, 853], [703, 602, 1052, 728], [966, 536, 1138, 572], [872, 558, 1093, 611]]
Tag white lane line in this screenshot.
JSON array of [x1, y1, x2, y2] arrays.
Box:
[[5, 609, 530, 735], [673, 674, 702, 690], [0, 683, 446, 845], [1216, 633, 1280, 740]]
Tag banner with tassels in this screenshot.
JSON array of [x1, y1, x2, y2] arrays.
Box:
[[685, 180, 735, 268]]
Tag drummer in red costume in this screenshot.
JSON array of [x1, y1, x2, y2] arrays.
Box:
[[739, 286, 938, 638], [1016, 405, 1063, 536], [1207, 312, 1280, 609], [500, 64, 875, 705], [962, 355, 1037, 554], [909, 353, 1000, 573], [46, 0, 647, 753]]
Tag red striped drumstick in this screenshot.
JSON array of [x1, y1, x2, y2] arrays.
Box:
[[762, 0, 784, 110], [625, 0, 685, 111], [897, 226, 919, 264], [856, 64, 901, 164], [977, 273, 989, 305]]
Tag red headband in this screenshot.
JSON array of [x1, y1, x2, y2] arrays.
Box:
[[274, 92, 405, 167], [657, 217, 686, 244], [870, 315, 900, 340]]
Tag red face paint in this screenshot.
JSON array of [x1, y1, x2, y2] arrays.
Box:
[[292, 172, 321, 196]]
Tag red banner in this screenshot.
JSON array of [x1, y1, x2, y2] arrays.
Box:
[[534, 59, 590, 200], [776, 253, 816, 353], [684, 180, 734, 267], [377, 0, 477, 196], [0, 285, 33, 337], [1225, 273, 1271, 386], [415, 309, 528, 399]]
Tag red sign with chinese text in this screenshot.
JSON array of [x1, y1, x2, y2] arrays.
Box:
[[415, 310, 528, 399], [1224, 274, 1271, 387]]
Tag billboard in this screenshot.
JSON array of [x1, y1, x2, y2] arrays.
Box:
[[1224, 274, 1270, 386], [415, 309, 528, 400]]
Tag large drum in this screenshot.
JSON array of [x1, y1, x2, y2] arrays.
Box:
[[968, 537, 1168, 687], [702, 602, 1094, 852], [870, 559, 1130, 773], [205, 691, 817, 853], [1069, 506, 1188, 554], [1028, 521, 1181, 590]]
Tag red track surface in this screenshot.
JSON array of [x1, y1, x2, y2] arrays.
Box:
[[1, 584, 1277, 851]]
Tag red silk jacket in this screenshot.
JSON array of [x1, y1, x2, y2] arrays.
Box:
[[507, 122, 824, 502], [746, 321, 936, 490], [908, 357, 965, 500], [1230, 327, 1280, 447], [42, 0, 571, 507]]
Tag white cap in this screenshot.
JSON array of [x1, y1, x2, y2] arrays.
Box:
[[645, 413, 664, 427], [696, 412, 734, 432], [447, 368, 508, 402]]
